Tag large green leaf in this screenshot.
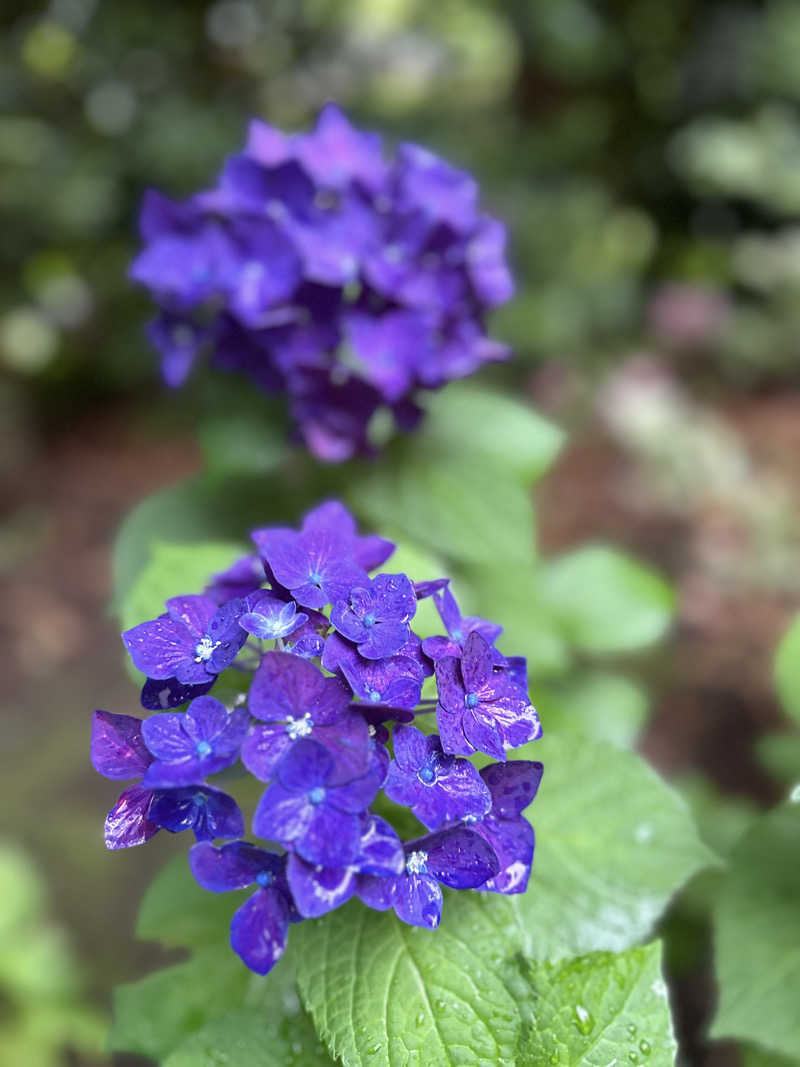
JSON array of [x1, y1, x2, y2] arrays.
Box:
[[542, 546, 674, 656], [497, 733, 715, 961], [163, 1008, 334, 1067], [520, 942, 676, 1066], [775, 612, 800, 723], [711, 802, 800, 1059], [294, 895, 525, 1067], [536, 672, 650, 748]]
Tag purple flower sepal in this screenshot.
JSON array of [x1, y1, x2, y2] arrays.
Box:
[[331, 573, 417, 660], [470, 761, 543, 895], [189, 842, 300, 975], [103, 782, 244, 849], [357, 827, 499, 929], [242, 652, 369, 782], [383, 725, 491, 831], [140, 697, 250, 788], [140, 675, 215, 711], [421, 586, 504, 664], [239, 590, 308, 641], [252, 504, 369, 610], [91, 710, 152, 780], [252, 738, 382, 868], [435, 632, 541, 761], [286, 814, 403, 919], [122, 595, 247, 685]]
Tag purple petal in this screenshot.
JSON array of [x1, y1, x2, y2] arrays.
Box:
[[296, 805, 361, 868], [474, 816, 535, 895], [165, 595, 217, 637], [353, 534, 395, 572], [104, 786, 159, 850], [480, 761, 543, 818], [462, 709, 506, 762], [241, 723, 292, 782], [434, 657, 466, 716], [230, 889, 290, 976], [140, 676, 215, 711], [141, 713, 197, 762], [358, 620, 411, 660], [358, 815, 404, 877], [420, 827, 499, 889], [206, 600, 248, 674], [205, 554, 266, 604], [277, 738, 335, 791], [91, 711, 152, 779], [414, 578, 449, 600], [467, 217, 513, 307], [315, 714, 371, 785], [189, 841, 284, 892], [391, 724, 429, 772], [287, 853, 356, 918], [326, 765, 382, 814], [436, 701, 473, 757], [149, 786, 244, 841], [253, 783, 315, 843], [393, 874, 443, 929], [181, 699, 250, 757], [250, 652, 344, 723], [461, 631, 495, 691], [122, 616, 198, 682], [356, 874, 397, 912]]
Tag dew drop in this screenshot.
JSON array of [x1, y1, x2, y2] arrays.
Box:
[[415, 1013, 425, 1027], [549, 1052, 560, 1065], [435, 999, 447, 1011], [573, 1004, 594, 1036], [629, 1053, 639, 1064], [366, 1043, 382, 1055], [639, 1040, 651, 1056], [627, 1024, 637, 1037]]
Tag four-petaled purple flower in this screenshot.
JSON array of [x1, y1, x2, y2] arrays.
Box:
[[383, 725, 491, 830], [239, 590, 307, 641], [253, 738, 381, 868], [435, 632, 541, 760], [357, 827, 499, 929], [140, 696, 250, 788], [242, 651, 369, 782], [123, 594, 247, 685], [190, 842, 301, 974], [331, 573, 417, 659]]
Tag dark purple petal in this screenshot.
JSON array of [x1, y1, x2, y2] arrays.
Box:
[[230, 889, 290, 975], [414, 578, 449, 599], [277, 738, 335, 791], [122, 616, 201, 682], [462, 709, 505, 762], [358, 815, 405, 877], [287, 853, 356, 918], [325, 764, 381, 814], [140, 675, 215, 711], [436, 701, 473, 757], [418, 827, 499, 889], [241, 723, 292, 782], [206, 600, 248, 674], [315, 714, 371, 785], [395, 143, 478, 234], [433, 656, 466, 716], [461, 631, 495, 691], [353, 534, 395, 573], [250, 652, 349, 725], [356, 874, 397, 912], [473, 816, 535, 895], [91, 711, 152, 780], [342, 654, 423, 710], [253, 783, 315, 843], [393, 874, 443, 929], [104, 786, 159, 850], [205, 554, 266, 604], [149, 786, 244, 841], [296, 805, 361, 867], [480, 761, 543, 819], [141, 713, 197, 762], [189, 841, 284, 892], [165, 595, 217, 636], [295, 103, 386, 192]]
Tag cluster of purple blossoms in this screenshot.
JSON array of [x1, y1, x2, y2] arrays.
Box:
[[92, 501, 541, 975], [130, 104, 513, 461]]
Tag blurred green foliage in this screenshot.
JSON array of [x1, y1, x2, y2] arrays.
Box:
[[4, 0, 800, 421]]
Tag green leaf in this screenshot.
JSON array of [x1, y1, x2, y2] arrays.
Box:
[[537, 672, 649, 748], [421, 383, 564, 485], [520, 942, 676, 1066], [120, 539, 244, 634], [711, 802, 800, 1059], [756, 730, 800, 787], [775, 613, 800, 723], [294, 896, 524, 1067], [136, 854, 248, 949], [542, 546, 674, 655], [110, 946, 250, 1060], [163, 1008, 334, 1067], [498, 733, 716, 960], [197, 411, 289, 477]]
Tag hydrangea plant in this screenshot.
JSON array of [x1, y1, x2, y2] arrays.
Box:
[[130, 105, 513, 461], [93, 501, 543, 975]]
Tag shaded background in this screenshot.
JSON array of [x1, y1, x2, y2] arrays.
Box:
[[2, 1, 800, 1064]]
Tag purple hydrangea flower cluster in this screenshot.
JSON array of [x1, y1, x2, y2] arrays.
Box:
[[130, 104, 514, 462], [92, 501, 541, 974]]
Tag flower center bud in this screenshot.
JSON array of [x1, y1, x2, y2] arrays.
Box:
[[286, 713, 314, 740], [368, 689, 382, 703], [465, 692, 479, 709], [308, 786, 326, 805], [363, 612, 376, 628], [195, 740, 212, 758], [256, 870, 273, 888], [194, 637, 217, 662], [406, 850, 428, 875], [451, 628, 464, 643], [309, 570, 323, 586], [418, 766, 435, 784]]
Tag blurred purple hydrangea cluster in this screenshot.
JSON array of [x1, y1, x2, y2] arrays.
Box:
[[92, 502, 541, 975], [130, 104, 513, 461]]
